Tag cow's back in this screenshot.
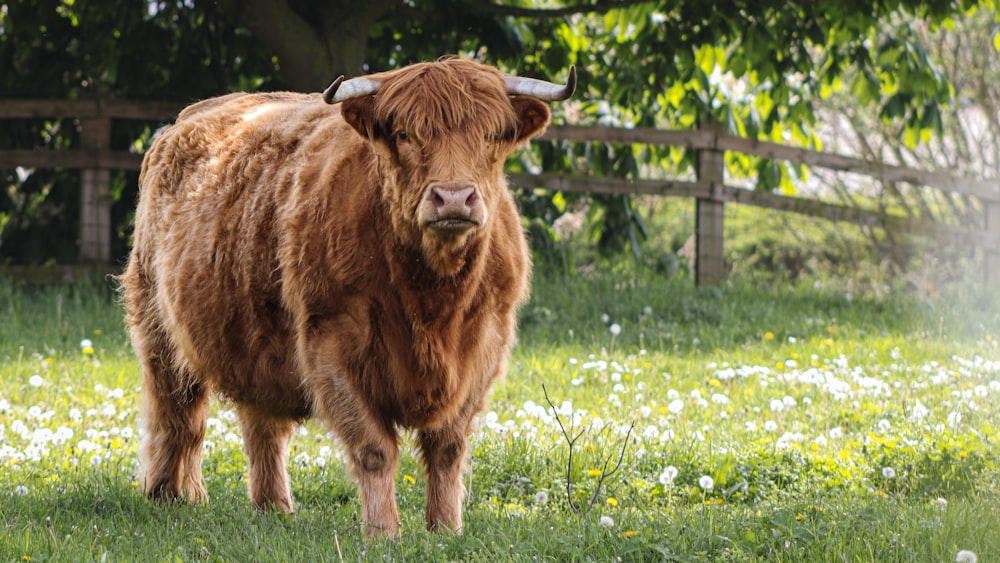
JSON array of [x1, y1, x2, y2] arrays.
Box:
[[123, 92, 366, 417]]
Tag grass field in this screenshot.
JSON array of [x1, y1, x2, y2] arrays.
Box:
[[1, 268, 999, 561]]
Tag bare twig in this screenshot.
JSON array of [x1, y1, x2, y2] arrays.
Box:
[[542, 384, 586, 512], [542, 384, 635, 514], [585, 421, 635, 512]]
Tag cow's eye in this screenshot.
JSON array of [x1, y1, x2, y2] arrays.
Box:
[[396, 130, 409, 141]]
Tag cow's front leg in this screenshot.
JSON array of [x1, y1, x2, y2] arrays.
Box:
[[309, 374, 401, 538], [418, 428, 468, 532]]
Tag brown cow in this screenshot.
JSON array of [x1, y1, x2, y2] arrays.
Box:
[[120, 59, 574, 538]]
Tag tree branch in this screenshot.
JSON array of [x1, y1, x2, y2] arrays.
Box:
[[466, 0, 655, 19]]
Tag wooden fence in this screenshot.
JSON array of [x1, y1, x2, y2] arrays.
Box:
[[2, 98, 999, 284]]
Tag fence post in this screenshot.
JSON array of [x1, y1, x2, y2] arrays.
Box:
[[986, 200, 1000, 288], [695, 121, 725, 286], [78, 101, 112, 263]]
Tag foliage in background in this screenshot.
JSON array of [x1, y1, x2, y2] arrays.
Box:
[[1, 0, 997, 269]]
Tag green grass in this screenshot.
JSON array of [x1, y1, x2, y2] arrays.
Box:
[[2, 269, 999, 561]]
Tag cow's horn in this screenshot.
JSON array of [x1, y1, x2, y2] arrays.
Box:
[[323, 76, 382, 105], [504, 66, 577, 101]]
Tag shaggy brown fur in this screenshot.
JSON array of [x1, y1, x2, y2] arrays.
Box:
[[120, 59, 555, 538]]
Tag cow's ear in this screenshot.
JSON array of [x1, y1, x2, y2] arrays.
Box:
[[341, 97, 377, 140], [512, 97, 551, 144]]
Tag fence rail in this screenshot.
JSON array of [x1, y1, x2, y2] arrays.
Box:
[[2, 98, 999, 284]]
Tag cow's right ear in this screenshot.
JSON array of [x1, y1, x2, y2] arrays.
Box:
[[341, 97, 377, 140]]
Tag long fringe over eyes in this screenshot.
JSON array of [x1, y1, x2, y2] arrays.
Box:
[[371, 60, 519, 143]]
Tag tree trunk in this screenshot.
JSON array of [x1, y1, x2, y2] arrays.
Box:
[[216, 0, 395, 92]]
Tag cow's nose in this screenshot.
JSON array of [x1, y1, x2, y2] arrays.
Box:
[[429, 183, 479, 218]]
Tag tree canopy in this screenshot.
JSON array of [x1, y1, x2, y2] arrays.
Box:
[[0, 0, 995, 264]]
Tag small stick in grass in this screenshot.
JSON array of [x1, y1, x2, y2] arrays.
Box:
[[542, 384, 635, 513]]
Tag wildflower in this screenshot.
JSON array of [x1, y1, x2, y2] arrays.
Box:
[[80, 338, 93, 349], [770, 399, 785, 412], [882, 467, 896, 479], [14, 485, 28, 496], [28, 375, 44, 388], [699, 476, 714, 491], [534, 491, 548, 505], [587, 469, 602, 477], [764, 420, 778, 432], [658, 466, 678, 485], [667, 399, 684, 414], [606, 497, 618, 507], [788, 336, 797, 344], [764, 332, 774, 340], [403, 474, 416, 484], [623, 530, 636, 538], [598, 516, 614, 528], [956, 550, 978, 563], [935, 497, 948, 508], [600, 313, 610, 324], [609, 323, 622, 336]]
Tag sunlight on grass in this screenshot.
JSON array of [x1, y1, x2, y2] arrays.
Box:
[[1, 272, 999, 560]]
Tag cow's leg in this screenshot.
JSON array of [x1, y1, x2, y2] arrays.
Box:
[[418, 427, 468, 532], [138, 357, 210, 504], [309, 378, 400, 538], [237, 406, 296, 513]]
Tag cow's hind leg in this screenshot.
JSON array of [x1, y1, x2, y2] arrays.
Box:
[[237, 406, 296, 513], [138, 355, 210, 504], [418, 428, 468, 532]]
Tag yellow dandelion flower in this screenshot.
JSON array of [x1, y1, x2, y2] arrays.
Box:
[[82, 346, 94, 355], [875, 490, 888, 498], [987, 335, 993, 342], [764, 332, 775, 340], [587, 469, 602, 477], [622, 530, 636, 538], [606, 497, 618, 507], [22, 556, 32, 561], [403, 474, 416, 484], [94, 329, 103, 335], [776, 362, 784, 369]]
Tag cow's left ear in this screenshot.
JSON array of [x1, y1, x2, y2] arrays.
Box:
[[512, 97, 551, 144], [341, 97, 377, 140]]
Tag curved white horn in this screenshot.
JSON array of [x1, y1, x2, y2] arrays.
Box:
[[323, 76, 382, 104], [503, 66, 577, 101]]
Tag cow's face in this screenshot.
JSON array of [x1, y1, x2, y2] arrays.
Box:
[[340, 61, 551, 275]]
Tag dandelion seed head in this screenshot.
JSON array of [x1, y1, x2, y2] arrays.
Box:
[[882, 467, 896, 479], [658, 466, 678, 485], [534, 491, 548, 505], [598, 516, 614, 527], [28, 375, 44, 388], [699, 475, 714, 491], [956, 550, 978, 563], [609, 323, 622, 336]]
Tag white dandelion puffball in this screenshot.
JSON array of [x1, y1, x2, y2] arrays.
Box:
[[658, 466, 678, 485], [609, 323, 622, 336], [956, 550, 978, 563], [80, 338, 93, 349], [598, 516, 614, 528], [882, 467, 896, 479], [534, 491, 548, 505], [699, 475, 714, 491]]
